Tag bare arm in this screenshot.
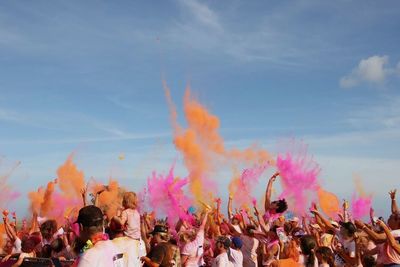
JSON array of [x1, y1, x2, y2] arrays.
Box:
[[254, 206, 269, 234], [265, 172, 279, 212], [389, 190, 399, 215], [310, 206, 335, 231], [378, 220, 400, 255], [354, 220, 386, 244], [228, 195, 233, 220]]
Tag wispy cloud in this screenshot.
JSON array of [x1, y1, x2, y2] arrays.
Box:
[[176, 0, 222, 31], [340, 55, 400, 88]]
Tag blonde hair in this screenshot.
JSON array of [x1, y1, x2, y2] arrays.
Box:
[[122, 191, 138, 209]]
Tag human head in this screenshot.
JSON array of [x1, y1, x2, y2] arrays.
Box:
[[215, 236, 231, 254], [388, 213, 400, 230], [231, 214, 241, 225], [339, 221, 357, 239], [316, 246, 334, 265], [270, 199, 288, 214], [231, 236, 243, 250], [300, 235, 317, 266], [50, 237, 65, 254], [40, 219, 58, 240], [21, 236, 39, 254], [109, 217, 124, 239], [150, 225, 169, 244], [76, 205, 104, 239], [290, 217, 299, 228], [122, 191, 138, 209]]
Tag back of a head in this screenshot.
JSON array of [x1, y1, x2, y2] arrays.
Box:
[[40, 220, 58, 240], [300, 235, 317, 255], [300, 235, 317, 267], [109, 217, 124, 238], [21, 236, 37, 254], [122, 191, 137, 209], [316, 246, 334, 266], [77, 205, 104, 229], [276, 199, 288, 213], [50, 237, 65, 253]]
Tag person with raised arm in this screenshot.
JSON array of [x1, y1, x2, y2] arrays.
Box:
[[264, 172, 288, 221], [388, 189, 400, 231], [310, 204, 357, 266], [180, 210, 209, 267]]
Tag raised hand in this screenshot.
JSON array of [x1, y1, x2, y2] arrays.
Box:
[[389, 189, 397, 200]]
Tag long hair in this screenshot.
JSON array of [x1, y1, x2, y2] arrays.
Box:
[[316, 246, 336, 267], [300, 235, 317, 267]]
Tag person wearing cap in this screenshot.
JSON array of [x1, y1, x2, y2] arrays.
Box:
[[212, 236, 234, 267], [141, 225, 180, 267], [109, 217, 141, 267], [229, 236, 243, 267], [74, 205, 124, 267]]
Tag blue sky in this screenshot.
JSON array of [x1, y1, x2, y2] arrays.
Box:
[[0, 0, 400, 216]]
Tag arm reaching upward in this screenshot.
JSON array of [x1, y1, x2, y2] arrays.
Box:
[[265, 172, 279, 212], [389, 190, 399, 215]]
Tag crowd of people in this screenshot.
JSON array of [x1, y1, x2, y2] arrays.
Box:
[[1, 172, 400, 267]]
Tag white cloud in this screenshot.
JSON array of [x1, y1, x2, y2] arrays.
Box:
[[176, 0, 222, 31], [340, 55, 399, 88]]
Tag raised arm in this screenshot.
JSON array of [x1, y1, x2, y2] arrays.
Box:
[[264, 172, 279, 212], [389, 190, 399, 215], [228, 195, 233, 220], [310, 205, 335, 232], [377, 219, 400, 255], [81, 188, 87, 207], [354, 220, 386, 244], [254, 206, 269, 234]]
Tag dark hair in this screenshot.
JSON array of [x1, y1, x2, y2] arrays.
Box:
[[21, 236, 37, 253], [300, 235, 317, 267], [51, 238, 65, 253], [362, 255, 377, 267], [41, 244, 52, 258], [275, 199, 288, 213], [316, 246, 335, 267], [340, 222, 357, 237], [40, 220, 58, 240]]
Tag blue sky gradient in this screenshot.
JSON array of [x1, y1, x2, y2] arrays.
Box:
[[1, 0, 400, 217]]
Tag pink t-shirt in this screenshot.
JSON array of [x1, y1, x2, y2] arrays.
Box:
[[181, 229, 205, 267], [121, 209, 141, 240], [378, 230, 400, 265]]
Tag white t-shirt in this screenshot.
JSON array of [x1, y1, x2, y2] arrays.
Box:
[[78, 240, 124, 267], [212, 252, 234, 267], [229, 248, 243, 267], [240, 235, 259, 267], [12, 237, 22, 253], [181, 229, 205, 267], [111, 236, 141, 267]]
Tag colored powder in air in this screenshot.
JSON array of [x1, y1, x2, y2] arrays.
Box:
[[230, 164, 268, 208], [28, 187, 45, 214], [317, 188, 340, 218], [351, 194, 372, 220], [277, 141, 320, 215], [145, 166, 192, 225], [95, 179, 124, 219], [164, 85, 272, 204], [40, 180, 56, 216], [57, 154, 85, 199], [0, 160, 21, 209], [351, 176, 372, 219]]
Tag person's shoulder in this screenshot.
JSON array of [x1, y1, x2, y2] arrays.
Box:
[[391, 229, 400, 237]]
